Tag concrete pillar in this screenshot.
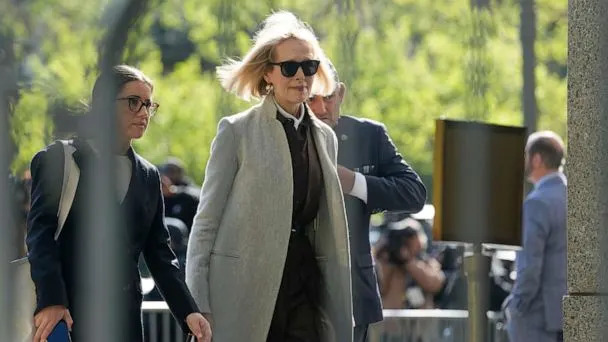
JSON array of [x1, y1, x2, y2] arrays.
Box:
[[564, 0, 608, 340]]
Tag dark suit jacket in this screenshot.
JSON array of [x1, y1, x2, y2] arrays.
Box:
[[335, 116, 427, 326], [26, 139, 199, 341]]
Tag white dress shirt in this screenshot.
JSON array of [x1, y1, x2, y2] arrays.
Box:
[[349, 172, 368, 203]]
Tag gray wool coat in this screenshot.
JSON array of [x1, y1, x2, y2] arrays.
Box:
[[185, 96, 353, 342]]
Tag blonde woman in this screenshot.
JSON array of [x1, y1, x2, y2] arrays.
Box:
[[185, 11, 353, 342]]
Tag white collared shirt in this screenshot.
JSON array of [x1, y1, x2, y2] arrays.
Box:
[[273, 98, 305, 130]]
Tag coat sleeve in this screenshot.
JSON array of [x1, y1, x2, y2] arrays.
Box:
[[511, 198, 550, 315], [26, 144, 70, 313], [143, 171, 199, 332], [364, 123, 427, 214], [186, 118, 238, 313]]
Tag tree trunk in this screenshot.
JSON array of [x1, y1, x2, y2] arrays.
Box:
[[337, 0, 359, 88], [217, 0, 236, 120], [465, 6, 491, 120], [97, 0, 149, 71], [521, 0, 537, 136], [0, 32, 20, 337]]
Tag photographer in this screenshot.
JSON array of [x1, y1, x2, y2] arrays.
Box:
[[374, 217, 445, 309]]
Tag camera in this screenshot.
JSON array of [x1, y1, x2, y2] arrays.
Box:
[[381, 217, 423, 265]]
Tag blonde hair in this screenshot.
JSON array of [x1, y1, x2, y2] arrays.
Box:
[[216, 11, 335, 101]]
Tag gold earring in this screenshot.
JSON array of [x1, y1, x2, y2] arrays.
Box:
[[265, 83, 274, 94]]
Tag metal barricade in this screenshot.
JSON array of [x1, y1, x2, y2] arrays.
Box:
[[142, 303, 509, 342], [142, 302, 187, 342], [369, 310, 468, 342], [487, 311, 509, 342]]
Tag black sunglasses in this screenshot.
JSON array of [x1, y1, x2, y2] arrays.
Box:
[[269, 60, 320, 77], [116, 96, 159, 116]]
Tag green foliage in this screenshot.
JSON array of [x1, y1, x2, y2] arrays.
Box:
[[11, 88, 54, 170], [4, 0, 567, 187], [133, 59, 223, 183]]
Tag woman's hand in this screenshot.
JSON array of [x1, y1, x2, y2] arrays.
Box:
[[186, 312, 212, 342], [33, 305, 73, 342]]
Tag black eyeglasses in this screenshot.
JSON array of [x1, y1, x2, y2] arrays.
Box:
[[269, 60, 320, 78], [116, 96, 159, 116]]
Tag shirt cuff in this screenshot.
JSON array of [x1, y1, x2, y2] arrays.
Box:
[[349, 172, 368, 203]]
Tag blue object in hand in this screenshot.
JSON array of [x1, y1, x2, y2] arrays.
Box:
[[47, 320, 71, 342]]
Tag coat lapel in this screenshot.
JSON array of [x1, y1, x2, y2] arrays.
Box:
[[124, 149, 155, 231], [310, 116, 330, 167], [121, 148, 138, 206], [308, 115, 354, 341], [259, 96, 294, 195]]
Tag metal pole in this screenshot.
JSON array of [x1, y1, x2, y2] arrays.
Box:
[[79, 1, 149, 341], [464, 243, 490, 342], [0, 31, 18, 341], [77, 67, 127, 340]]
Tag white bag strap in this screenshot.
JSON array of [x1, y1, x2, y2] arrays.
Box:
[[56, 140, 79, 240]]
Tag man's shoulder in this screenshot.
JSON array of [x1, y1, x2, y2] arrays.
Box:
[[530, 176, 567, 200], [340, 115, 385, 129], [338, 116, 386, 139], [525, 184, 565, 211]]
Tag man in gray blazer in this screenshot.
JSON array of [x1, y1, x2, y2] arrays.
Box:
[[504, 131, 567, 342], [309, 61, 427, 342]]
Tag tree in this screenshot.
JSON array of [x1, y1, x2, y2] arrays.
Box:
[[2, 0, 567, 188]]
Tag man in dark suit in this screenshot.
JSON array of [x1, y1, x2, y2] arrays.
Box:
[[503, 131, 567, 342], [308, 60, 427, 342]]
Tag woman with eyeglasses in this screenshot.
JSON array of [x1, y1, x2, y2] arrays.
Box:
[[185, 11, 353, 342], [26, 65, 211, 342]]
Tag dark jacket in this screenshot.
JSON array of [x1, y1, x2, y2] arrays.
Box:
[[164, 186, 199, 231], [335, 115, 427, 326], [26, 139, 199, 341]]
